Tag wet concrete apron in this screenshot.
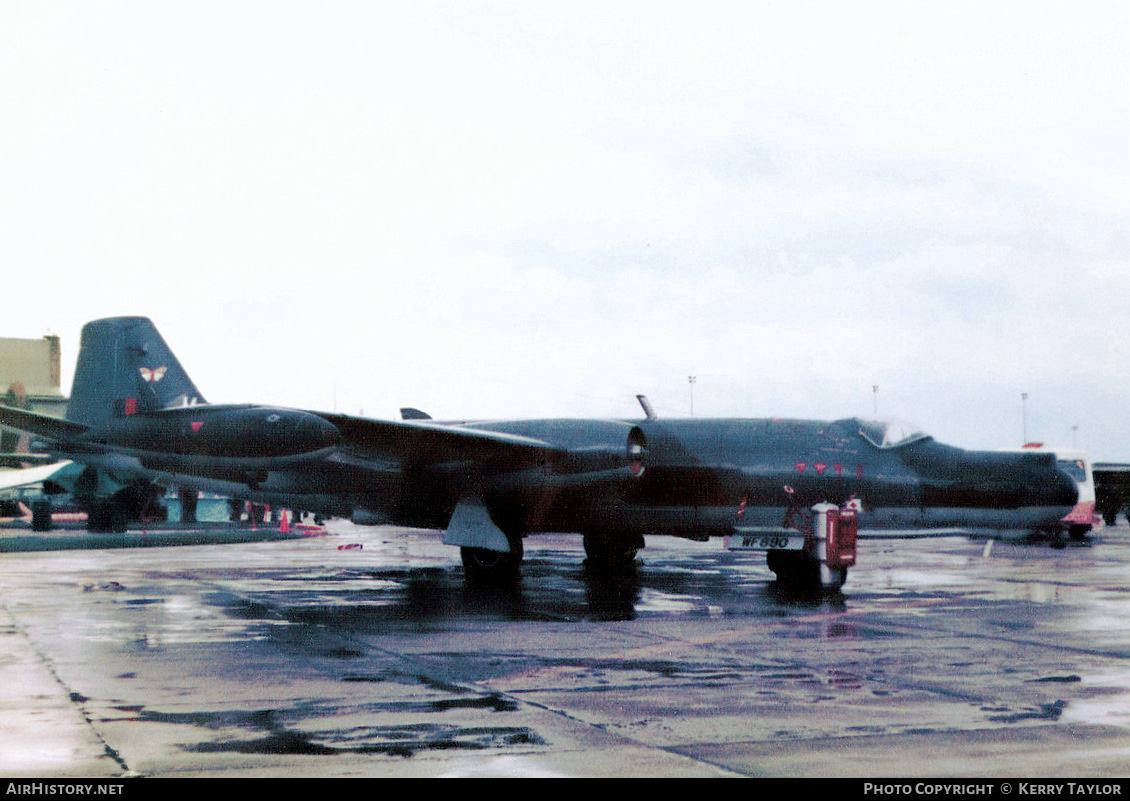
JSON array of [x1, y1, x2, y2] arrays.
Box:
[[3, 522, 1130, 777]]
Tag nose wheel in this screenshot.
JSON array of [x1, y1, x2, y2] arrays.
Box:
[[767, 549, 847, 591]]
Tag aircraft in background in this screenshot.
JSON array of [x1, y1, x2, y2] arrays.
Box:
[[0, 460, 80, 529], [0, 458, 161, 531], [0, 317, 1085, 590]]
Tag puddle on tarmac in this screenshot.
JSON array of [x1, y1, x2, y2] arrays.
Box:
[[127, 702, 545, 757], [185, 724, 544, 756]]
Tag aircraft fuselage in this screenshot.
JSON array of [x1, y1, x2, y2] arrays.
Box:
[[465, 416, 1080, 540], [53, 409, 1079, 541]]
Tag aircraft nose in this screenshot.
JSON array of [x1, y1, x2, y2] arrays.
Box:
[[942, 450, 1077, 509], [1023, 453, 1078, 506]]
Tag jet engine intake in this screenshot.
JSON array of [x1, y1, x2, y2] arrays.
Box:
[[627, 427, 647, 477]]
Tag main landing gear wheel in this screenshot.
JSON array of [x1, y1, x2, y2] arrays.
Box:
[[766, 550, 847, 592], [822, 566, 849, 591], [461, 538, 524, 584], [583, 533, 642, 574], [88, 499, 129, 533], [30, 499, 52, 532]]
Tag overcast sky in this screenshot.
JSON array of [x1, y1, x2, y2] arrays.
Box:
[[2, 2, 1129, 457]]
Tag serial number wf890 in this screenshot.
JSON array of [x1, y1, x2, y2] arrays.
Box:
[[725, 528, 806, 551]]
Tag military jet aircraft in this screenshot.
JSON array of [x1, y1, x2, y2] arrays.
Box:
[[0, 317, 1086, 590]]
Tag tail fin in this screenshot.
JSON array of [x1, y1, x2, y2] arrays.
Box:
[[66, 317, 206, 427]]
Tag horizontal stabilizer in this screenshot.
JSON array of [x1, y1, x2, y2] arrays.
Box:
[[0, 453, 57, 468], [0, 406, 88, 442]]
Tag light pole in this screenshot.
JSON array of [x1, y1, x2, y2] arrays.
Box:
[[688, 376, 696, 417], [1021, 392, 1029, 445], [873, 385, 879, 416]]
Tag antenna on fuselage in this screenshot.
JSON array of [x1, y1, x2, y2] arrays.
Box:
[[637, 395, 657, 420]]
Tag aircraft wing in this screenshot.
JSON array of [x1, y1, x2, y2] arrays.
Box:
[[314, 412, 567, 470]]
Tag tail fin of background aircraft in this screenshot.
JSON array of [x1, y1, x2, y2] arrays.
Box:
[[66, 317, 206, 427]]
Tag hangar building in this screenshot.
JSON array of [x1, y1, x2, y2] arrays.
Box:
[[0, 333, 67, 456]]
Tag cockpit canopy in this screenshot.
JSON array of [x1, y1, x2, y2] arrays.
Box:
[[856, 418, 931, 449]]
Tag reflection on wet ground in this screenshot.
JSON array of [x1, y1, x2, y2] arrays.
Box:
[[5, 522, 1130, 776], [190, 548, 849, 630]]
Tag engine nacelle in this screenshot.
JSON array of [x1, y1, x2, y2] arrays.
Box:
[[91, 405, 343, 460]]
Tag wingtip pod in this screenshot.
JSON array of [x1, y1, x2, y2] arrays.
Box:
[[68, 317, 206, 427]]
